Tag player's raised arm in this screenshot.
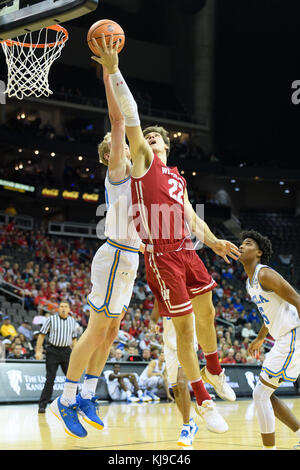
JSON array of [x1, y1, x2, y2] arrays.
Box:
[[184, 189, 240, 264], [93, 38, 127, 179], [259, 268, 300, 318], [91, 34, 153, 174]]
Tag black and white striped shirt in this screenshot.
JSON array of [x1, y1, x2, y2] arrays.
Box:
[[40, 314, 78, 347]]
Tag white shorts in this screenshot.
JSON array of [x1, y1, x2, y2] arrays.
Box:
[[139, 375, 164, 390], [87, 240, 139, 318], [261, 327, 300, 387], [109, 378, 135, 401], [164, 344, 181, 386]]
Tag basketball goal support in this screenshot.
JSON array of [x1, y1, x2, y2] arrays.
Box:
[[0, 0, 99, 40]]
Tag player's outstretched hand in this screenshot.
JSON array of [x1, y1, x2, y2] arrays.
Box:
[[91, 33, 119, 75], [212, 240, 241, 264]]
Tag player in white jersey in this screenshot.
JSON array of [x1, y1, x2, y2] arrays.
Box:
[[138, 350, 173, 402], [239, 230, 300, 450], [50, 63, 143, 438], [104, 363, 145, 403]]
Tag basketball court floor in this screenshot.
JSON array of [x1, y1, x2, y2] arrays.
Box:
[[0, 397, 299, 451]]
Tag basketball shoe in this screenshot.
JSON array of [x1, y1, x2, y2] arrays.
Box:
[[142, 390, 152, 402], [138, 392, 152, 403], [50, 396, 87, 438], [145, 391, 160, 401], [195, 399, 228, 433], [76, 394, 104, 430], [127, 394, 140, 403], [177, 427, 193, 447], [200, 366, 236, 401], [189, 418, 199, 439]]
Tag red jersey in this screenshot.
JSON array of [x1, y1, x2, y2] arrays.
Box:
[[131, 154, 192, 253]]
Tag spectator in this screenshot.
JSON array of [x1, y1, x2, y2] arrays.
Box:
[[123, 344, 141, 360], [241, 323, 257, 341], [221, 348, 236, 364], [215, 286, 224, 299], [143, 294, 154, 311], [7, 343, 25, 359], [141, 348, 151, 362], [139, 332, 152, 354], [32, 310, 49, 329], [247, 309, 262, 331], [0, 316, 18, 338], [234, 351, 246, 364], [17, 321, 34, 342], [233, 298, 244, 313], [236, 311, 249, 328], [135, 286, 146, 302], [18, 333, 34, 358], [110, 349, 124, 362]]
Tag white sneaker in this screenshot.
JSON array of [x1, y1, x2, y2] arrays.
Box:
[[195, 399, 228, 433], [200, 367, 236, 402], [127, 395, 139, 403], [142, 391, 152, 402], [147, 391, 160, 401], [177, 428, 193, 447], [139, 394, 151, 403]]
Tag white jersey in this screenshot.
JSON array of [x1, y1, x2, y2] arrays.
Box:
[[103, 370, 120, 397], [139, 359, 166, 382], [246, 264, 300, 340], [104, 171, 140, 249], [163, 314, 198, 351]]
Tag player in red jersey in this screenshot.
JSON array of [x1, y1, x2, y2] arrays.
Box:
[[94, 36, 240, 432]]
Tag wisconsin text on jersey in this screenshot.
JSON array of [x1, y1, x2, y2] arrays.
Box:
[[161, 166, 184, 184]]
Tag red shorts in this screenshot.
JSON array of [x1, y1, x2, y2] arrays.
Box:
[[145, 248, 217, 317]]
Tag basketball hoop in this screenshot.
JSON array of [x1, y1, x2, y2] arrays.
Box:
[[1, 24, 69, 99]]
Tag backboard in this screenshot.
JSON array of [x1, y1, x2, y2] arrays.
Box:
[[0, 0, 99, 40]]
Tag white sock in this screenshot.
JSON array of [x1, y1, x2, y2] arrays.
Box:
[[81, 374, 98, 399], [61, 380, 78, 405], [137, 389, 143, 398]]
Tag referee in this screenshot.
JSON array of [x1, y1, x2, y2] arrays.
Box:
[[35, 300, 78, 413]]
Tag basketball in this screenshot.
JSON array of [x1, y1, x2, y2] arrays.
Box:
[[87, 19, 125, 56]]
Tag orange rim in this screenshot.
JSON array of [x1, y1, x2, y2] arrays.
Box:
[[2, 24, 68, 48]]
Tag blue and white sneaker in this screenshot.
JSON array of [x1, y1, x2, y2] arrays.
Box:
[[138, 392, 151, 402], [142, 390, 152, 402], [146, 391, 160, 402], [127, 394, 140, 403], [190, 418, 199, 440], [177, 428, 193, 447], [49, 396, 87, 438], [77, 394, 104, 430]]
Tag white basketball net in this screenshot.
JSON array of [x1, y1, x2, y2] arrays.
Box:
[[1, 26, 68, 100]]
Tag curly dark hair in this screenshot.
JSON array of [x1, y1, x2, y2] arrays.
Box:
[[240, 230, 273, 264]]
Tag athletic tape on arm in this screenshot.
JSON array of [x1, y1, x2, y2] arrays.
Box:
[[109, 71, 141, 127]]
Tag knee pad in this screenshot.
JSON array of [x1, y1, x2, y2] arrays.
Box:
[[253, 381, 275, 434]]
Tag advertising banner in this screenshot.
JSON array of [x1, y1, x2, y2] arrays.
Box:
[[0, 361, 297, 403]]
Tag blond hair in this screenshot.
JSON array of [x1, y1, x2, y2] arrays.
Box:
[[143, 125, 170, 156], [98, 132, 111, 166]]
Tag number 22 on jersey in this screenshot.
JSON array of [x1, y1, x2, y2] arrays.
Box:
[[168, 178, 184, 205]]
